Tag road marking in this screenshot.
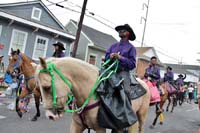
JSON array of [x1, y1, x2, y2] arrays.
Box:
[[0, 115, 6, 119]]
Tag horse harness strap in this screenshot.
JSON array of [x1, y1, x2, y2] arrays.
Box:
[[24, 76, 36, 94], [9, 54, 22, 69], [77, 101, 100, 129]]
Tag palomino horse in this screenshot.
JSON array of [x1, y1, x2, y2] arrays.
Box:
[[6, 49, 41, 121], [34, 57, 150, 133]]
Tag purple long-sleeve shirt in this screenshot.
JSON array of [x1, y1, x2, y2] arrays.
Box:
[[176, 78, 184, 88], [105, 40, 136, 71], [145, 65, 160, 80], [163, 71, 174, 82], [52, 51, 65, 58]]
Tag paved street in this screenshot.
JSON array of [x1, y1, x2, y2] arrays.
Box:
[[0, 97, 199, 133]]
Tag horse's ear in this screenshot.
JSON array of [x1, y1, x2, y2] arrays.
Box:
[[17, 49, 20, 54], [39, 57, 47, 68], [31, 62, 37, 71], [11, 48, 13, 53]]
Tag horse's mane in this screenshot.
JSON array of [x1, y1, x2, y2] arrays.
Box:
[[45, 57, 99, 72], [21, 53, 33, 64]]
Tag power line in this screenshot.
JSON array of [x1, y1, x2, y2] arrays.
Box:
[[46, 0, 68, 7], [45, 0, 115, 29]]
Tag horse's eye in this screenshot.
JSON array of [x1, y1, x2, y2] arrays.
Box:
[[43, 86, 51, 92]]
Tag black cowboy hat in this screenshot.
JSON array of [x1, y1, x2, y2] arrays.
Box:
[[53, 42, 65, 50], [178, 74, 183, 77], [0, 54, 4, 58], [167, 66, 172, 70], [115, 24, 136, 41]]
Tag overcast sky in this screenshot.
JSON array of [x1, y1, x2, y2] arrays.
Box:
[[1, 0, 200, 65]]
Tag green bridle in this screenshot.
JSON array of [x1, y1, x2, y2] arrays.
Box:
[[39, 59, 119, 113]]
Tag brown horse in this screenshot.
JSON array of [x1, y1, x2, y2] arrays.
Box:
[[6, 49, 41, 121], [148, 81, 179, 128], [34, 57, 151, 133]]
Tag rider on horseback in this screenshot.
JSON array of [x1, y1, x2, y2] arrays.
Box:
[[144, 56, 163, 95], [105, 24, 136, 96], [176, 74, 186, 90], [163, 66, 174, 84]]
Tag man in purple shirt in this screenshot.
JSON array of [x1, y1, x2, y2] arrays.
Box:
[[163, 66, 174, 83], [105, 24, 136, 71], [144, 56, 162, 94], [105, 24, 138, 133], [52, 42, 65, 58], [144, 56, 160, 81], [105, 24, 136, 94], [176, 74, 186, 89]]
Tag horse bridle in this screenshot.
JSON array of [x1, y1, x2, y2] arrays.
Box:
[[9, 54, 22, 70], [39, 59, 119, 114], [9, 54, 36, 93]]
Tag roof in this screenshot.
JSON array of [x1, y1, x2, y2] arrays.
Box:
[[165, 63, 200, 70], [0, 1, 75, 40], [136, 47, 151, 57], [136, 47, 163, 65], [70, 20, 118, 50], [162, 63, 199, 77]]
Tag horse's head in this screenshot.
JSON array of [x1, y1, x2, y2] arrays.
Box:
[[6, 49, 22, 74], [35, 57, 70, 120]]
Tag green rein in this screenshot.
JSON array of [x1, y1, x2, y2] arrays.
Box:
[[39, 59, 119, 113]]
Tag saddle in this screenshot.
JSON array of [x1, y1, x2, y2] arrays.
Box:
[[129, 75, 147, 100]]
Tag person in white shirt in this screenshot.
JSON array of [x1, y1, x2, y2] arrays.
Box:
[[188, 85, 194, 104]]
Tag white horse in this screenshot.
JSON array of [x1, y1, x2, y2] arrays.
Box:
[[34, 57, 150, 133]]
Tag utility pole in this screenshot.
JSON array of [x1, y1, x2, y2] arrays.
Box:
[[71, 0, 88, 57], [141, 0, 150, 47]]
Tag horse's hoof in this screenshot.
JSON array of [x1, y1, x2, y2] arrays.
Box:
[[149, 125, 154, 129], [31, 117, 37, 121], [160, 122, 163, 125], [17, 111, 23, 118]]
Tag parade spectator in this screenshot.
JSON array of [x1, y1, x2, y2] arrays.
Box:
[[5, 75, 18, 98], [188, 84, 194, 104], [52, 42, 65, 58]]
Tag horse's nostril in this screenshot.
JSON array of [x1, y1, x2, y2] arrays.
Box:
[[49, 116, 54, 120]]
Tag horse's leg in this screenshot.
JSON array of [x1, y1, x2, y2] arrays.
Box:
[[171, 95, 176, 113], [128, 122, 138, 133], [166, 97, 171, 112], [150, 103, 161, 128], [70, 118, 85, 133], [111, 129, 123, 133], [96, 128, 106, 133], [15, 88, 22, 118], [136, 108, 148, 133], [31, 92, 40, 121]]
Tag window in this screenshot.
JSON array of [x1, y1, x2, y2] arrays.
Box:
[[31, 7, 42, 21], [9, 29, 28, 54], [32, 36, 48, 60], [88, 54, 97, 65], [0, 25, 2, 37]]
